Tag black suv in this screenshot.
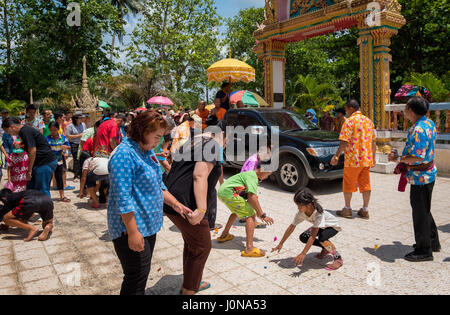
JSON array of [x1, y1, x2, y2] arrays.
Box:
[[223, 108, 344, 192]]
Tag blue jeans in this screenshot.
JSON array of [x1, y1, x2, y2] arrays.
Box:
[[27, 159, 58, 197]]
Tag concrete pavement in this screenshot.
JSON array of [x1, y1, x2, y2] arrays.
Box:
[[0, 171, 449, 295]]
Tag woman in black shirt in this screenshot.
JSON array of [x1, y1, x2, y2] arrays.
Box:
[[164, 121, 226, 295]]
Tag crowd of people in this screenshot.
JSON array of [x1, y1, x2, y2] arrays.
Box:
[[0, 91, 441, 295]]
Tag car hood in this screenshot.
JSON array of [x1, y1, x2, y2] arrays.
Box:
[[281, 129, 340, 144]]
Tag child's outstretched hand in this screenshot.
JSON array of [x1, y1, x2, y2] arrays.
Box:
[[293, 253, 306, 266], [272, 243, 283, 253], [262, 216, 274, 225]]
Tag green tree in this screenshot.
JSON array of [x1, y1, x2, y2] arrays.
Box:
[[290, 74, 342, 114], [0, 0, 19, 99], [109, 0, 141, 63], [391, 0, 450, 94], [224, 7, 265, 95], [406, 72, 450, 102], [7, 0, 121, 101], [127, 0, 222, 100], [0, 99, 26, 115]]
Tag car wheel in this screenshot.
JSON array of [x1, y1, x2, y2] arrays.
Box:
[[276, 156, 309, 192]]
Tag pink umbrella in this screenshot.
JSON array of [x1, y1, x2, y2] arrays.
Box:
[[147, 96, 174, 106]]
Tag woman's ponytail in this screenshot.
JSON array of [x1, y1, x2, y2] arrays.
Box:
[[293, 188, 323, 213]]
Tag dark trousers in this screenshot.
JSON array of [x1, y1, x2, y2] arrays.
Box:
[[113, 233, 157, 295], [27, 159, 58, 197], [166, 214, 211, 292], [70, 142, 81, 179], [54, 163, 65, 191], [99, 178, 109, 204], [410, 182, 440, 255], [207, 190, 217, 229], [300, 227, 339, 248], [79, 151, 91, 173]]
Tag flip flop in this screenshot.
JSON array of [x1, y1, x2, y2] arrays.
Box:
[[60, 197, 71, 203], [210, 223, 223, 231], [179, 282, 211, 295], [255, 223, 266, 229], [90, 203, 100, 209], [197, 281, 211, 292], [64, 186, 75, 190], [241, 247, 265, 257], [217, 234, 234, 243]]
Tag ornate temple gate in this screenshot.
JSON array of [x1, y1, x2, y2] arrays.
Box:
[[253, 0, 406, 129]]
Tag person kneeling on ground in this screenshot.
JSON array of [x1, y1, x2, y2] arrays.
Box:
[[79, 157, 109, 208], [217, 164, 274, 257], [0, 189, 54, 242]]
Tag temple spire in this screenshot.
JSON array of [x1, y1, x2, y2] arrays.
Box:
[[82, 56, 88, 89]]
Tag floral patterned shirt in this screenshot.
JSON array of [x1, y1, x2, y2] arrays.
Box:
[[402, 116, 437, 185], [24, 118, 45, 131], [339, 111, 376, 168]]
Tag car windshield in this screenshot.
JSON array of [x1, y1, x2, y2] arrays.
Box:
[[260, 111, 319, 132]]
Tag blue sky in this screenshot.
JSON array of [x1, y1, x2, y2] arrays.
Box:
[[215, 0, 265, 21], [113, 0, 265, 67]]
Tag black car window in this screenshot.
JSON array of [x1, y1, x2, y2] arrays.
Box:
[[226, 112, 240, 126], [260, 111, 318, 131], [240, 114, 262, 128]]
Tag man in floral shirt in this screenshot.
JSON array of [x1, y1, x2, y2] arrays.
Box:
[[389, 96, 440, 262], [331, 99, 377, 219]]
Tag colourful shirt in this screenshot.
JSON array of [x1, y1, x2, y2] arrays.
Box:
[[95, 119, 119, 158], [78, 127, 95, 159], [42, 120, 54, 137], [339, 111, 376, 168], [7, 152, 29, 193], [171, 121, 190, 154], [46, 135, 70, 164], [218, 170, 258, 199], [107, 138, 167, 241], [402, 116, 437, 185], [25, 118, 45, 131], [155, 137, 167, 173]]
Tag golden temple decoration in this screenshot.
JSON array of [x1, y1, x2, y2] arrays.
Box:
[[255, 0, 406, 129], [264, 0, 278, 24], [387, 0, 402, 13], [291, 0, 330, 16]]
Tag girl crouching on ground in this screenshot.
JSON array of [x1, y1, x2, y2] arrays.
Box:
[[272, 188, 343, 270]]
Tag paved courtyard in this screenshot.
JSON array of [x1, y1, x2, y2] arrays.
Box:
[[0, 170, 449, 295]]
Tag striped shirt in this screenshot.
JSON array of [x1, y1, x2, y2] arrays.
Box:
[[46, 135, 70, 164]]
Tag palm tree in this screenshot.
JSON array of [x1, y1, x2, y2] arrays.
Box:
[[406, 72, 449, 102], [101, 65, 177, 110], [110, 0, 141, 63], [290, 74, 342, 114], [0, 99, 26, 115]]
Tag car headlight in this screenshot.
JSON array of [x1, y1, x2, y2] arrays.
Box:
[[306, 146, 339, 157]]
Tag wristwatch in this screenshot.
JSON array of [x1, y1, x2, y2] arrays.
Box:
[[261, 213, 267, 219]]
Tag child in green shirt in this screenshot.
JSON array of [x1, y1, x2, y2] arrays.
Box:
[[217, 165, 274, 257]]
